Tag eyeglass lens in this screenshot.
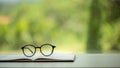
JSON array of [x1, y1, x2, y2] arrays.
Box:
[[40, 44, 54, 56], [23, 45, 35, 57]]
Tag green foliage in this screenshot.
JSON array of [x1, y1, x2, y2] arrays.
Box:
[[0, 0, 90, 53], [0, 0, 120, 53]]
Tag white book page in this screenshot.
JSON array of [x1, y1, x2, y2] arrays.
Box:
[[0, 53, 75, 61], [33, 53, 75, 60], [0, 54, 33, 60]]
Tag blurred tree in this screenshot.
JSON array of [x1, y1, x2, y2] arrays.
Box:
[[87, 0, 102, 53]]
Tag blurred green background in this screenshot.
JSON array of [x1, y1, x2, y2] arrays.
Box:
[[0, 0, 120, 54]]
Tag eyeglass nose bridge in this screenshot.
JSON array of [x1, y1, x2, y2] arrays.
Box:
[[35, 47, 41, 48], [35, 47, 41, 53]]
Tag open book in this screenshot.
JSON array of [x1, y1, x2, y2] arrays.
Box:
[[0, 53, 75, 62]]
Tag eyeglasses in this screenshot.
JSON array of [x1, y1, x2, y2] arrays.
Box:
[[21, 43, 56, 57]]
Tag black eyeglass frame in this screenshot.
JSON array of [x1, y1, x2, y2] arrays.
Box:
[[21, 43, 56, 57]]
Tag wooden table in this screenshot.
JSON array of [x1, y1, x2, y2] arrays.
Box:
[[0, 54, 120, 67]]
